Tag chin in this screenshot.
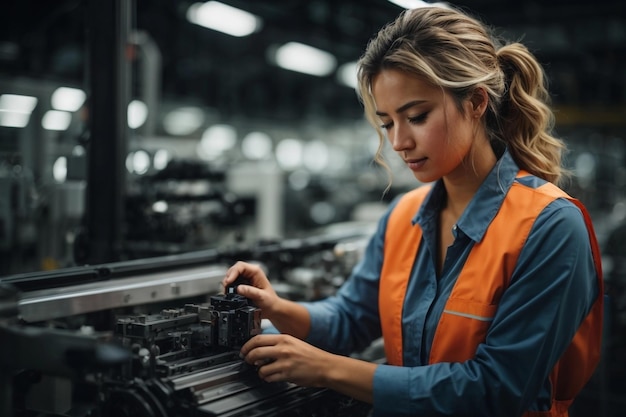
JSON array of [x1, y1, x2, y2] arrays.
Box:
[[412, 172, 438, 184]]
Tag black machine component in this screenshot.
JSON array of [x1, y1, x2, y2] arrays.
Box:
[[116, 295, 261, 354], [98, 294, 369, 417], [0, 229, 375, 417], [100, 294, 266, 417], [2, 285, 370, 417]]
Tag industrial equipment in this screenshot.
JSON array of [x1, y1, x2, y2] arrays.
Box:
[[0, 228, 376, 417]]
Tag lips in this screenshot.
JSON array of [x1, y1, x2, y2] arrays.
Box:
[[405, 157, 427, 170]]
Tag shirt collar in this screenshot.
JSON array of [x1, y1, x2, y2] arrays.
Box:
[[415, 148, 520, 243]]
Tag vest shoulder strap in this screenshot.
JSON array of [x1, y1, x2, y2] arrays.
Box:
[[379, 185, 431, 366]]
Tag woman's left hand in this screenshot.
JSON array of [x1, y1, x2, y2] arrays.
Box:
[[240, 334, 331, 387]]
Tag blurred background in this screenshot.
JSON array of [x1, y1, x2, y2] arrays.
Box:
[[0, 0, 624, 415]]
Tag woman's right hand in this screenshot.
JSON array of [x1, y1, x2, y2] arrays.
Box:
[[223, 261, 281, 316]]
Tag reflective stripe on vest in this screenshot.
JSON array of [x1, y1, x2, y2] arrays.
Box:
[[379, 172, 603, 416]]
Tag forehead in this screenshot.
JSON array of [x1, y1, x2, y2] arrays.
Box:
[[371, 69, 442, 111]]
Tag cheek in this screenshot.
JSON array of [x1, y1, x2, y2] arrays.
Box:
[[419, 116, 449, 151], [440, 112, 473, 150]]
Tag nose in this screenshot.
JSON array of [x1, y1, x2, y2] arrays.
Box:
[[388, 122, 414, 153]]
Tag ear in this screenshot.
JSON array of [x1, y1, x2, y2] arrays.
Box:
[[469, 87, 489, 118]]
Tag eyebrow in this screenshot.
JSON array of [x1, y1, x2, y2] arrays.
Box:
[[375, 100, 427, 117]]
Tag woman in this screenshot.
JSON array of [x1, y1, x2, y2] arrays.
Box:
[[223, 6, 603, 417]]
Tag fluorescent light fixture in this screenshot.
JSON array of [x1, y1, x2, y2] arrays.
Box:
[[152, 201, 169, 213], [125, 150, 152, 175], [133, 150, 151, 175], [242, 131, 273, 160], [128, 99, 148, 129], [153, 149, 171, 170], [53, 156, 68, 183], [51, 87, 86, 112], [0, 94, 38, 128], [337, 61, 358, 88], [275, 138, 303, 170], [0, 110, 31, 128], [163, 106, 205, 136], [187, 1, 261, 37], [42, 110, 72, 131], [198, 124, 237, 160], [0, 94, 38, 113], [272, 42, 337, 77], [387, 0, 450, 9]]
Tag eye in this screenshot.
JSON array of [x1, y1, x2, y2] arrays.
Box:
[[380, 121, 393, 130], [408, 112, 429, 124]]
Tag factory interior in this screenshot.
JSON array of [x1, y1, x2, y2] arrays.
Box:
[[0, 0, 624, 416]]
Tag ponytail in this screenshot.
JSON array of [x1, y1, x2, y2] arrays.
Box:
[[493, 43, 568, 185]]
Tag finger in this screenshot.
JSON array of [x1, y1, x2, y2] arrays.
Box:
[[240, 334, 283, 356], [244, 346, 278, 365], [224, 261, 264, 287], [257, 361, 285, 382], [223, 262, 246, 286]]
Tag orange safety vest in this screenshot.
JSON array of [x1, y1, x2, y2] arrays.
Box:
[[379, 172, 604, 417]]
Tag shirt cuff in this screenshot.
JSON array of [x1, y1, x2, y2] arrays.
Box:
[[373, 364, 410, 414], [300, 301, 333, 347]]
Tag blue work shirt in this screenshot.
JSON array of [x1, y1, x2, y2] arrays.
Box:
[[301, 150, 599, 416]]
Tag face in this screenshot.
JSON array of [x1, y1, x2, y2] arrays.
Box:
[[371, 68, 481, 184]]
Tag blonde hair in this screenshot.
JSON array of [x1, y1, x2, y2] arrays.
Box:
[[356, 6, 567, 185]]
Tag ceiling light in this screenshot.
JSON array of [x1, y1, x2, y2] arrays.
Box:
[[53, 156, 67, 183], [42, 110, 72, 131], [387, 0, 450, 8], [153, 149, 171, 170], [51, 87, 86, 112], [271, 42, 337, 77], [0, 94, 38, 128], [152, 201, 169, 213], [0, 110, 30, 128], [337, 61, 358, 88], [275, 138, 303, 170], [133, 150, 151, 175], [198, 124, 237, 160], [242, 131, 273, 160], [127, 99, 148, 129], [187, 1, 261, 37], [163, 106, 205, 136], [0, 94, 38, 113]]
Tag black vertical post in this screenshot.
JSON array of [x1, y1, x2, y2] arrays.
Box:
[[81, 0, 132, 264]]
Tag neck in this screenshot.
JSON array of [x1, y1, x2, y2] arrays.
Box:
[[442, 142, 498, 218]]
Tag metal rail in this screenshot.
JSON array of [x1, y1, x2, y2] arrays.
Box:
[[18, 264, 227, 322]]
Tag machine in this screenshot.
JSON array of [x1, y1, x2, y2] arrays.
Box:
[[0, 227, 378, 417]]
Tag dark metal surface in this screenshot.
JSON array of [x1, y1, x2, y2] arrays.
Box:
[[79, 0, 133, 265]]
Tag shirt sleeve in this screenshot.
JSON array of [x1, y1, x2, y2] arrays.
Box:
[[301, 201, 398, 355], [372, 199, 600, 416]]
